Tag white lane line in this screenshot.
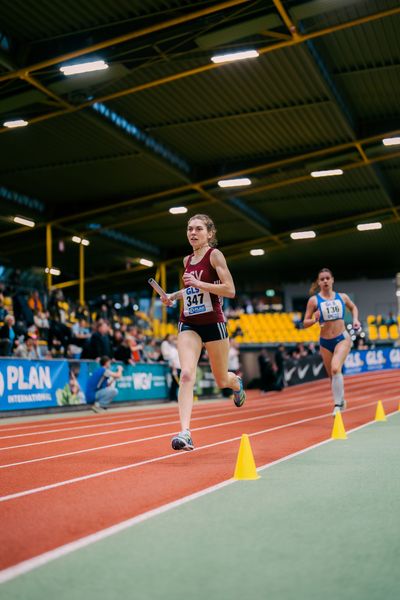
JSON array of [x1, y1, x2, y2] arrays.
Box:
[[0, 409, 398, 584], [1, 398, 396, 502], [1, 378, 396, 453], [0, 382, 332, 439], [0, 401, 334, 468], [1, 369, 396, 435], [0, 391, 332, 451], [1, 384, 396, 462]]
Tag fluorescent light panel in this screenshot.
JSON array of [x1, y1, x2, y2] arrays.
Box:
[[139, 258, 154, 267], [60, 60, 108, 76], [72, 236, 90, 245], [169, 206, 188, 214], [250, 249, 265, 256], [14, 216, 35, 227], [211, 50, 259, 63], [4, 119, 28, 128], [356, 222, 382, 231], [45, 268, 61, 276], [382, 137, 400, 146], [290, 231, 316, 240], [218, 177, 252, 188], [310, 169, 343, 178]]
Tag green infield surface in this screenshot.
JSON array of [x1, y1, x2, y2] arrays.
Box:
[[1, 411, 399, 600]]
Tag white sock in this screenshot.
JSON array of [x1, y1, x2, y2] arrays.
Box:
[[332, 373, 344, 406]]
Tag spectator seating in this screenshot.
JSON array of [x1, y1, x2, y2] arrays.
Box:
[[367, 315, 399, 341], [227, 312, 320, 344]]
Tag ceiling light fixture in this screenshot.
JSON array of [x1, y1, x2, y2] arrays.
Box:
[[139, 258, 154, 267], [356, 222, 382, 231], [60, 60, 109, 76], [3, 119, 28, 128], [45, 268, 61, 276], [310, 169, 343, 178], [250, 249, 265, 256], [169, 206, 188, 214], [290, 231, 316, 240], [14, 216, 35, 227], [382, 137, 400, 146], [218, 177, 252, 188], [72, 236, 90, 245], [211, 50, 259, 64]]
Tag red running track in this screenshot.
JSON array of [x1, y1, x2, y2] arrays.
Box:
[[0, 370, 399, 570]]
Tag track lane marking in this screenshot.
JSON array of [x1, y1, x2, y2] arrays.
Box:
[[0, 409, 398, 584], [1, 370, 397, 436], [0, 377, 396, 453], [1, 398, 397, 503]]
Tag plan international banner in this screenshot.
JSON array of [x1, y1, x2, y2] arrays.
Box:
[[0, 359, 169, 411]]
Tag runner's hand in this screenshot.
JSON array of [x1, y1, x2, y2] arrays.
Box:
[[161, 294, 175, 307], [182, 273, 199, 287]]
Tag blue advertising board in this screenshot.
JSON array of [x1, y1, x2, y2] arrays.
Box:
[[113, 363, 169, 402], [0, 359, 169, 411], [343, 347, 400, 375]]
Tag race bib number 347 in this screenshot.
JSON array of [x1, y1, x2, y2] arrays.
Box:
[[183, 286, 213, 316]]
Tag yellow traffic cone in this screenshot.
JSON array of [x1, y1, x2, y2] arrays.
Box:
[[374, 401, 386, 422], [331, 412, 347, 440], [233, 434, 260, 480]]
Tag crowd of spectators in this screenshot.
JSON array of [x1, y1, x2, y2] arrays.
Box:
[[0, 284, 162, 364]]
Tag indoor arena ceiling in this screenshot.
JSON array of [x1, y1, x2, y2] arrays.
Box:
[[0, 0, 399, 295]]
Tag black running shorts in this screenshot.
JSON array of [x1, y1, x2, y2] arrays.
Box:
[[178, 321, 228, 343]]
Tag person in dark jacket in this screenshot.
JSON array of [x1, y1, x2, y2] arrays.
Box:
[[0, 315, 17, 356], [84, 320, 112, 359], [258, 349, 276, 393]]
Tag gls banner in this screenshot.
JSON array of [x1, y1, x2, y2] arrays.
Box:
[[343, 348, 400, 375], [284, 355, 326, 387]]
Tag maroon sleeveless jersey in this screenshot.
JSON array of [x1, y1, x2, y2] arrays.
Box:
[[179, 248, 225, 325]]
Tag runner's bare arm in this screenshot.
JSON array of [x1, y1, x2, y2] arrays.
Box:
[[303, 297, 320, 328], [341, 293, 361, 329]]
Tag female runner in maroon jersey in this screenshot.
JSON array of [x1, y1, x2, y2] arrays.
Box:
[[161, 214, 245, 451]]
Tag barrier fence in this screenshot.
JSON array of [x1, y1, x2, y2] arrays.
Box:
[[0, 348, 399, 412]]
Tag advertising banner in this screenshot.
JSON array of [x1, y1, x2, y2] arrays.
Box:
[[0, 359, 90, 411], [0, 359, 169, 411], [284, 354, 327, 387], [114, 363, 169, 402], [343, 347, 400, 375], [194, 362, 222, 397]]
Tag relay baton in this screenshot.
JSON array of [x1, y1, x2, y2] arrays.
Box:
[[148, 278, 167, 298]]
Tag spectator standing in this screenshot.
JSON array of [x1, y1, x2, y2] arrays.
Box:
[[0, 315, 17, 356], [27, 290, 43, 313], [84, 320, 112, 359], [274, 344, 287, 391], [258, 349, 276, 393], [0, 295, 8, 322]]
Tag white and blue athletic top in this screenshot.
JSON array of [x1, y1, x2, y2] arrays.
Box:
[[315, 292, 345, 324]]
